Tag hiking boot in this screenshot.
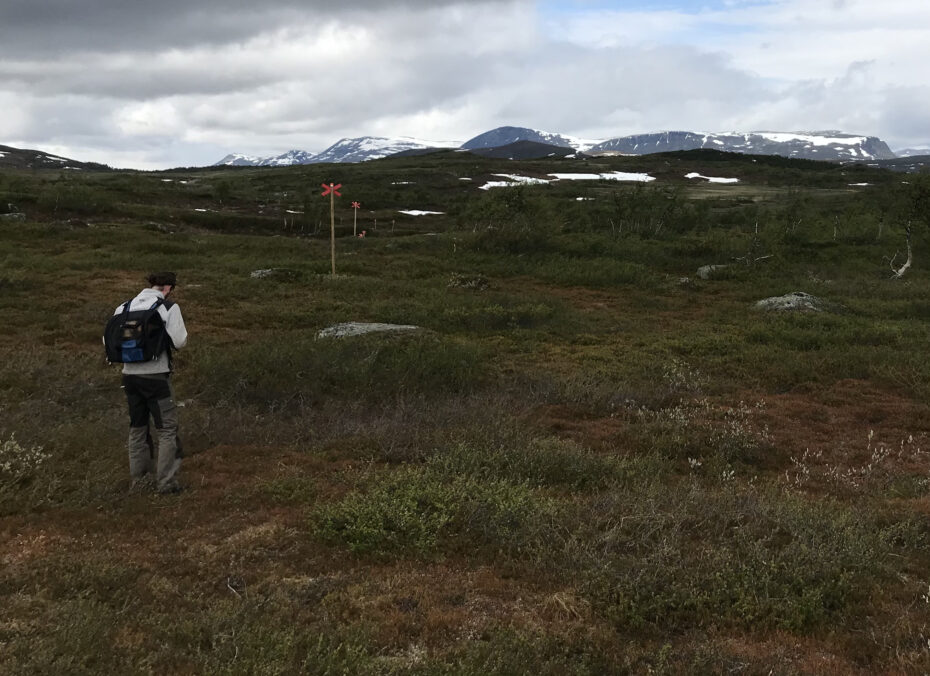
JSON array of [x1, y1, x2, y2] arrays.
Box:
[[129, 475, 155, 493], [156, 481, 183, 495]]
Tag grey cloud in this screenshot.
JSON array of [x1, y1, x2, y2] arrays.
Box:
[[481, 43, 770, 135], [0, 58, 276, 100], [877, 86, 930, 146], [5, 1, 924, 168], [0, 0, 516, 57]]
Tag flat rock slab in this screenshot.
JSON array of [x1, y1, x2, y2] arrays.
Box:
[[754, 291, 836, 313], [317, 322, 421, 339], [697, 264, 729, 280]]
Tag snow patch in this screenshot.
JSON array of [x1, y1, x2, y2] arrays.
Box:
[[685, 172, 739, 184], [479, 171, 655, 189], [550, 171, 655, 182], [479, 174, 552, 190], [757, 132, 866, 147], [398, 210, 444, 216]]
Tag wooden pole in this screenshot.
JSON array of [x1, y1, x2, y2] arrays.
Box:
[[321, 182, 342, 269], [353, 207, 357, 237], [330, 185, 336, 275]]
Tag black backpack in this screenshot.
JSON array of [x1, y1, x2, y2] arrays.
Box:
[[104, 298, 173, 364]]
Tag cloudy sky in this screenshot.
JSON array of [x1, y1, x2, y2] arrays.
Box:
[[1, 0, 927, 169]]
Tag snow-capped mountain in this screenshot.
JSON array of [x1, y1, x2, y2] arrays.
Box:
[[460, 127, 895, 161], [588, 130, 895, 161], [214, 153, 262, 166], [214, 149, 316, 167], [213, 137, 460, 167], [894, 147, 930, 158], [214, 127, 897, 167], [312, 136, 460, 163], [461, 126, 601, 153], [261, 150, 318, 166], [0, 144, 111, 171]]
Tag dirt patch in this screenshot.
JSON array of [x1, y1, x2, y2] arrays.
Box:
[[527, 404, 627, 450], [756, 379, 930, 459]]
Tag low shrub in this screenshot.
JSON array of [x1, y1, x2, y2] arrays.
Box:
[[429, 437, 618, 491], [441, 302, 554, 331], [571, 483, 893, 632], [0, 433, 49, 490], [194, 332, 485, 407], [314, 466, 554, 557]]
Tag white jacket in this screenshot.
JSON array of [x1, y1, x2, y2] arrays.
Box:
[[112, 288, 188, 375]]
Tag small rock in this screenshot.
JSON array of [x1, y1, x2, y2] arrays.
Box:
[[448, 273, 489, 291], [697, 264, 728, 280], [317, 322, 420, 339], [250, 268, 297, 280], [754, 291, 836, 313]]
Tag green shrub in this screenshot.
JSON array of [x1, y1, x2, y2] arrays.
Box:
[[314, 466, 554, 557], [573, 484, 892, 632], [441, 302, 554, 331], [429, 437, 618, 490], [194, 332, 484, 406]]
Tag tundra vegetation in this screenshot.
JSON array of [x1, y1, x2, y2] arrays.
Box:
[[2, 149, 930, 673]]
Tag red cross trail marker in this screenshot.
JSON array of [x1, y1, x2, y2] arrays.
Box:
[[322, 182, 342, 275], [321, 182, 342, 197], [351, 201, 361, 236]]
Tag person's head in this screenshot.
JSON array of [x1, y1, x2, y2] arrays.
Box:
[[147, 271, 177, 296]]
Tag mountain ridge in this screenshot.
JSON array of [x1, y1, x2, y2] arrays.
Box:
[[0, 144, 111, 171], [213, 126, 897, 166]]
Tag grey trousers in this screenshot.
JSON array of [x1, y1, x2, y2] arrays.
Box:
[[122, 373, 181, 491]]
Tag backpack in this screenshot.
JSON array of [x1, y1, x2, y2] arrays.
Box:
[[104, 298, 173, 364]]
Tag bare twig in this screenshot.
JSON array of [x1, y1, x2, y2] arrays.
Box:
[[890, 224, 913, 280]]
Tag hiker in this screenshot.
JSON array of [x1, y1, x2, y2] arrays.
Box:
[[107, 272, 188, 493]]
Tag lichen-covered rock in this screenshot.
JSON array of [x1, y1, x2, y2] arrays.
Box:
[[317, 322, 420, 339], [448, 273, 489, 291], [697, 264, 728, 280], [250, 268, 297, 280], [754, 291, 834, 313]]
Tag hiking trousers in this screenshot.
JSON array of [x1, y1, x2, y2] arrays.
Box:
[[122, 373, 181, 492]]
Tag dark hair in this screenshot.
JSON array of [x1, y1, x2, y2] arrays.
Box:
[[147, 272, 178, 287]]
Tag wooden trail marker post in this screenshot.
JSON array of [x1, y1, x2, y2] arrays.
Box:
[[351, 201, 361, 236], [321, 182, 342, 275]]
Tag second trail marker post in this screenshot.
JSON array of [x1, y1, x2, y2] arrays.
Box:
[[321, 182, 342, 275], [351, 201, 361, 236]]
